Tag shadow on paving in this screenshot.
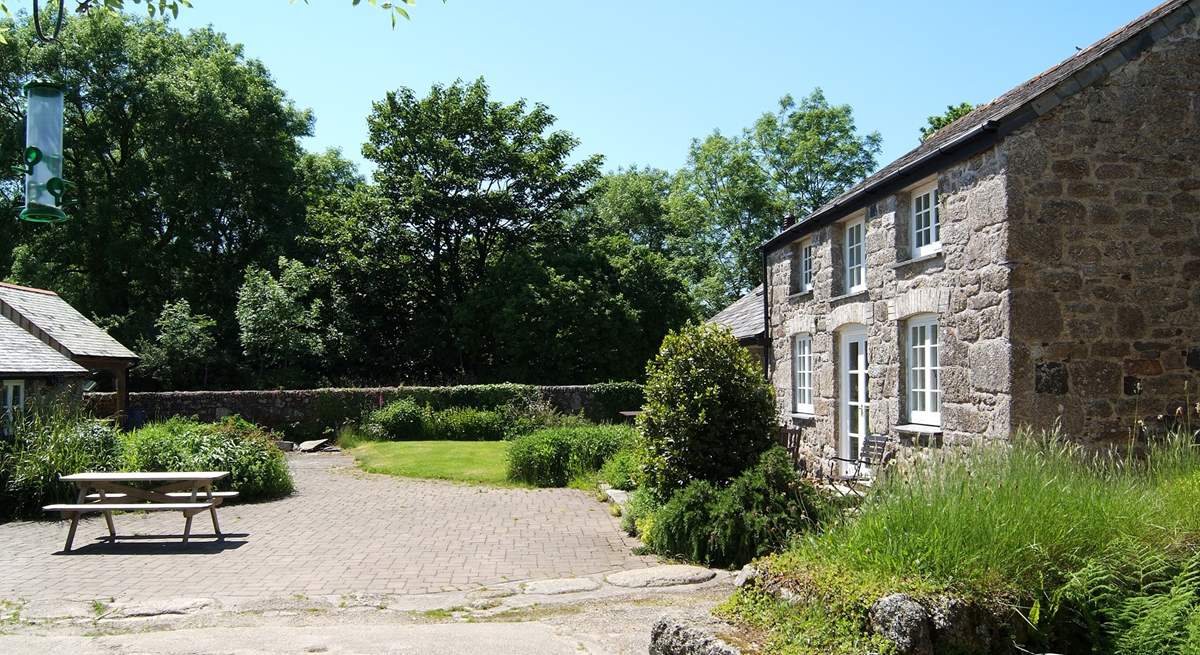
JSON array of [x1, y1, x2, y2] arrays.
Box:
[[56, 534, 250, 556]]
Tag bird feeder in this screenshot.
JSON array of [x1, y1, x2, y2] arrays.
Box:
[[19, 81, 69, 222]]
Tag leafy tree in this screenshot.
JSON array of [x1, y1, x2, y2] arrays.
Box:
[[360, 77, 603, 379], [0, 0, 425, 43], [136, 300, 216, 390], [235, 258, 330, 387], [673, 89, 881, 309], [920, 101, 975, 142], [0, 13, 312, 366]]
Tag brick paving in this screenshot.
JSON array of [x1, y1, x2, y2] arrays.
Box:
[[0, 453, 654, 602]]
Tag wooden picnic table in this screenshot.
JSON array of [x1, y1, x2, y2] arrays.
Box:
[[44, 471, 234, 552]]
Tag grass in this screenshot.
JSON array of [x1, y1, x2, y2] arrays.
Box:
[[348, 439, 518, 487], [722, 428, 1200, 654]]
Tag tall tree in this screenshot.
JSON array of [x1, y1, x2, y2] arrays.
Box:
[[673, 89, 881, 310], [920, 102, 975, 142], [357, 77, 603, 379], [0, 13, 312, 364]]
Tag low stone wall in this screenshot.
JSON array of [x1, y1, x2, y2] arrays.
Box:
[[86, 383, 643, 437]]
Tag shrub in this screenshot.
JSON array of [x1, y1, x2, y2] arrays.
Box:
[[499, 397, 591, 439], [621, 488, 658, 537], [638, 322, 777, 501], [425, 407, 510, 441], [645, 447, 824, 568], [0, 404, 120, 521], [600, 448, 641, 491], [506, 429, 574, 487], [365, 398, 427, 440], [506, 425, 636, 487], [121, 416, 293, 501]]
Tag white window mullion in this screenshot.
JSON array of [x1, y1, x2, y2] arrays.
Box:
[[912, 185, 941, 258]]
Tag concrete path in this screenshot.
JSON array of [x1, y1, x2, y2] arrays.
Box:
[[0, 452, 655, 602]]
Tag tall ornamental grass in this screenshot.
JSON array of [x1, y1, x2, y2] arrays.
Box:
[[779, 431, 1200, 594]]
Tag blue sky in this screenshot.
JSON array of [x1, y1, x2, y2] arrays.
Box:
[[174, 0, 1160, 177]]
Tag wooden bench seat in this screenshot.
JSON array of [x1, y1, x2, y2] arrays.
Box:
[[83, 491, 239, 501], [44, 502, 215, 513]]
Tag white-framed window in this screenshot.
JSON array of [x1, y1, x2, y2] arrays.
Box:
[[906, 315, 941, 426], [3, 379, 24, 422], [911, 185, 940, 257], [844, 218, 865, 293], [791, 333, 814, 414], [797, 240, 813, 293]]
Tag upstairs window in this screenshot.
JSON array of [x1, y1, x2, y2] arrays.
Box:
[[912, 186, 940, 257], [791, 334, 813, 414], [796, 240, 813, 293], [844, 219, 865, 293], [906, 316, 941, 426]]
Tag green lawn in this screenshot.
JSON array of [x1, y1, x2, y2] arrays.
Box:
[[349, 440, 517, 486]]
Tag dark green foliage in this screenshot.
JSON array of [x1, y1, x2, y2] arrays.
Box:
[[638, 322, 777, 501], [621, 488, 658, 536], [584, 382, 645, 422], [920, 102, 975, 142], [120, 416, 293, 501], [600, 448, 641, 491], [365, 399, 426, 440], [645, 447, 824, 568], [506, 425, 636, 487], [506, 430, 575, 487], [647, 480, 720, 564], [0, 405, 120, 521], [425, 408, 509, 441], [396, 384, 540, 412]]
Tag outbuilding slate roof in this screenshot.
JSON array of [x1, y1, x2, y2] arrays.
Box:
[[0, 282, 138, 361], [707, 285, 764, 343], [0, 313, 88, 377], [763, 0, 1196, 251]]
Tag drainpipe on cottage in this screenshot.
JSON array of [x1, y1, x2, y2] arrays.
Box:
[[760, 245, 770, 380]]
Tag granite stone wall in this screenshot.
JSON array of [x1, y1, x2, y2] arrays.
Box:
[[765, 145, 1014, 478], [86, 383, 643, 437], [1005, 14, 1200, 443]]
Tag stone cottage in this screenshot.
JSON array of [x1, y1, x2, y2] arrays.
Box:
[[0, 282, 138, 421], [761, 0, 1200, 477]]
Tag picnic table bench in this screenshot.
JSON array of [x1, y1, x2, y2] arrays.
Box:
[[43, 471, 234, 552]]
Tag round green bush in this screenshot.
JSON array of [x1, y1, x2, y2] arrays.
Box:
[[600, 448, 641, 491], [120, 416, 293, 501], [506, 429, 574, 487], [638, 322, 778, 501], [366, 398, 427, 440]]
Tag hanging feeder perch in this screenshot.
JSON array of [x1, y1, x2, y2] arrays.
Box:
[[19, 80, 70, 223]]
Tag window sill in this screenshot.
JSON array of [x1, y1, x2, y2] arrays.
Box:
[[790, 412, 815, 421], [787, 290, 814, 301], [828, 289, 868, 303], [890, 249, 944, 270], [894, 423, 942, 435]]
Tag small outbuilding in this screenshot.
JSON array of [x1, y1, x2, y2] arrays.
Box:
[[0, 282, 138, 419]]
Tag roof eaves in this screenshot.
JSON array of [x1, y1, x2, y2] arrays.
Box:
[[760, 0, 1196, 254]]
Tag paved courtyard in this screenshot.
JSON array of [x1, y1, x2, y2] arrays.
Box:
[[0, 452, 655, 602]]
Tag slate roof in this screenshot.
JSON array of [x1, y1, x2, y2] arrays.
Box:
[[764, 0, 1196, 251], [0, 282, 138, 361], [708, 285, 764, 343], [0, 314, 88, 377]]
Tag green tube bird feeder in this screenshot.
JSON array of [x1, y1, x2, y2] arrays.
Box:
[[19, 80, 70, 223]]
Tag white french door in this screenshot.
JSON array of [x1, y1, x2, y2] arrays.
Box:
[[839, 327, 869, 477]]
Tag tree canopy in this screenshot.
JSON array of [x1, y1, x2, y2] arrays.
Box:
[[0, 12, 883, 390], [920, 102, 975, 142]]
